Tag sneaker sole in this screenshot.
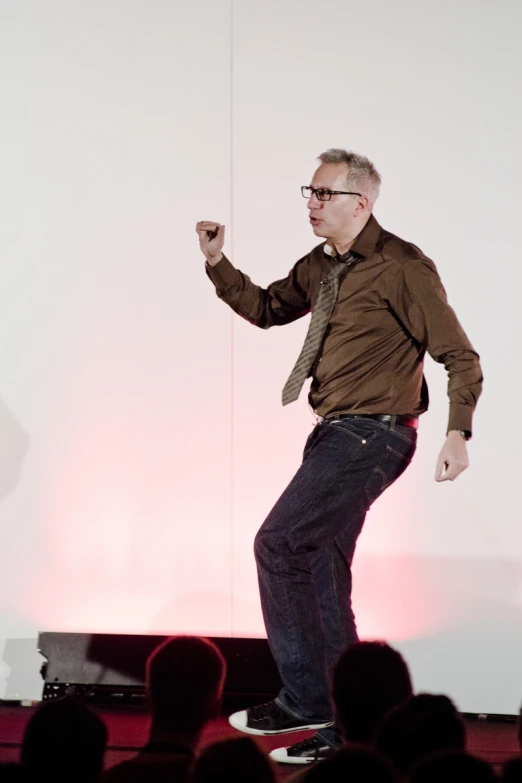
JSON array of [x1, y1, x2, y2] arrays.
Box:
[[228, 714, 333, 736], [269, 748, 318, 764]]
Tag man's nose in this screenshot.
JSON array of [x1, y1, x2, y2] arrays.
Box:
[[308, 193, 322, 209]]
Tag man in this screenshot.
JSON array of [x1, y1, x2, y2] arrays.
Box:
[[374, 693, 466, 774], [332, 641, 413, 745], [196, 149, 482, 765], [101, 636, 226, 782], [22, 698, 107, 783]]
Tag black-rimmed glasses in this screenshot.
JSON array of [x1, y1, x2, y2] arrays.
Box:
[[301, 186, 362, 201]]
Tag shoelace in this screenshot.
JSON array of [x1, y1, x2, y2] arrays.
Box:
[[289, 736, 324, 757], [249, 701, 280, 720]]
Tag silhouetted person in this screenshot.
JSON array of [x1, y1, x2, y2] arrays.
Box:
[[410, 750, 496, 783], [102, 636, 226, 783], [333, 640, 413, 743], [298, 745, 399, 782], [0, 764, 28, 782], [192, 737, 275, 783], [21, 698, 107, 783], [502, 757, 522, 782], [374, 693, 466, 774]]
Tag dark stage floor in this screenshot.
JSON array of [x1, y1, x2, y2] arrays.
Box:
[[0, 705, 519, 777]]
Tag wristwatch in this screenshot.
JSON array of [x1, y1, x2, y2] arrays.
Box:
[[456, 429, 472, 441]]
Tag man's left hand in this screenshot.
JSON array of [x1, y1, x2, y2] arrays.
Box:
[[435, 431, 469, 482]]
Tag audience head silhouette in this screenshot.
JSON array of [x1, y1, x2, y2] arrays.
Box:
[[410, 751, 496, 783], [333, 640, 413, 743], [22, 697, 107, 783], [502, 756, 522, 783], [0, 764, 28, 782], [100, 636, 227, 783], [301, 745, 399, 782], [146, 635, 226, 737], [374, 693, 465, 774], [192, 737, 275, 783]]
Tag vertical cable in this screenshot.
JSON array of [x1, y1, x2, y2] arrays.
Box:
[[229, 0, 235, 638]]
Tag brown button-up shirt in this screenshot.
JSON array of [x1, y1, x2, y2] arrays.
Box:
[[206, 214, 482, 434]]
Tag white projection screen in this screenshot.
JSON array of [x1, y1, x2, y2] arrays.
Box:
[[1, 0, 521, 714]]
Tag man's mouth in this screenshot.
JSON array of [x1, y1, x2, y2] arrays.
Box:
[[309, 216, 322, 225]]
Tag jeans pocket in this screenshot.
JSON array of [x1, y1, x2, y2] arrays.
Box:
[[364, 442, 415, 506], [328, 419, 373, 445]]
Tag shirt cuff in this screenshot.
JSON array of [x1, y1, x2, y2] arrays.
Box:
[[447, 403, 473, 436], [205, 254, 240, 291]]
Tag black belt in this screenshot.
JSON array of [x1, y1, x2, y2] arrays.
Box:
[[325, 413, 418, 430]]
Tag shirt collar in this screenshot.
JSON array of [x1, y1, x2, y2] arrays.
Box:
[[323, 213, 382, 261]]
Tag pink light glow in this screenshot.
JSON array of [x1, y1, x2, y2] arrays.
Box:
[[21, 366, 456, 646]]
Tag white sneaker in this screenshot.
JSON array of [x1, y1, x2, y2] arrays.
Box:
[[269, 735, 335, 764], [228, 701, 332, 736]]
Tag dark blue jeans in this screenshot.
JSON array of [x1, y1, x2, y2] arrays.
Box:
[[254, 416, 417, 747]]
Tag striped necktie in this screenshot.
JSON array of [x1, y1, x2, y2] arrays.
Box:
[[282, 253, 355, 406]]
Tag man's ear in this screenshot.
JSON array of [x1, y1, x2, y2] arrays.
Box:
[[355, 195, 369, 213]]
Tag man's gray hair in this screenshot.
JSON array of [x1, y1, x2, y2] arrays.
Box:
[[318, 148, 381, 207]]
